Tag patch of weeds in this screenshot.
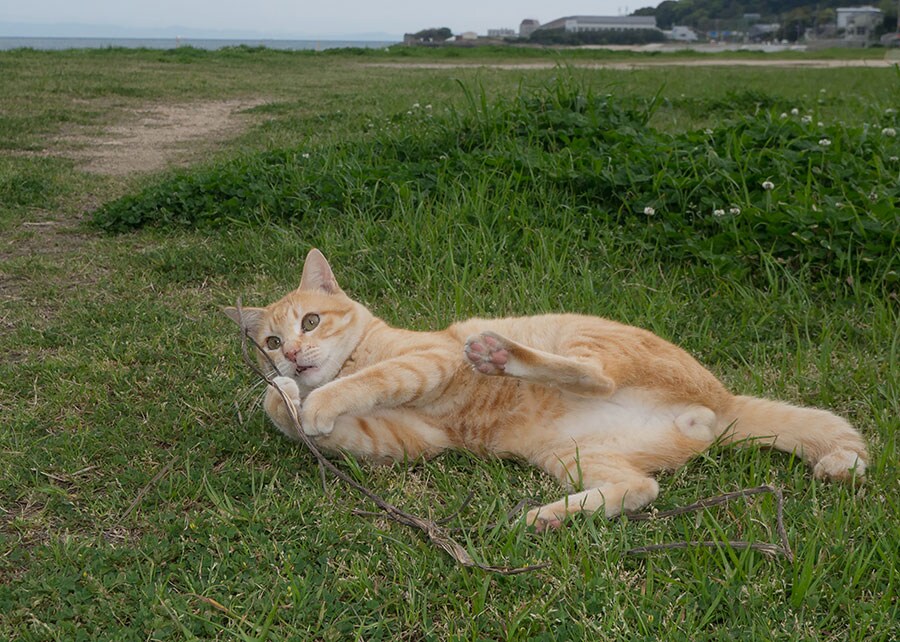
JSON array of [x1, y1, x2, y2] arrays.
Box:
[[0, 157, 72, 208], [94, 76, 899, 284]]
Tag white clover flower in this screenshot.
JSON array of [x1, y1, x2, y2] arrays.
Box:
[[820, 88, 826, 94], [704, 128, 713, 136], [818, 121, 825, 128], [762, 180, 775, 191], [780, 112, 788, 119], [425, 104, 433, 110], [643, 206, 656, 216], [819, 138, 831, 147], [412, 102, 420, 108], [301, 152, 310, 159], [801, 115, 812, 124], [890, 156, 899, 162], [729, 206, 741, 215], [882, 127, 897, 137], [713, 208, 725, 217], [886, 108, 896, 115], [791, 108, 800, 115], [406, 110, 412, 115]]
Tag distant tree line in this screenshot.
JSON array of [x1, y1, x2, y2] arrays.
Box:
[[632, 0, 897, 41], [529, 28, 666, 45], [411, 27, 453, 42]]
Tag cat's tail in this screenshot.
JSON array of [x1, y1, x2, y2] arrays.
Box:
[[717, 395, 868, 482]]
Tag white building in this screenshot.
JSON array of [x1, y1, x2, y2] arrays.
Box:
[[519, 19, 541, 38], [836, 6, 883, 42], [539, 15, 658, 33], [488, 28, 515, 37]]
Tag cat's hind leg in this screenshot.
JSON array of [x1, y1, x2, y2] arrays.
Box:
[[526, 450, 659, 531], [526, 473, 659, 532], [464, 331, 614, 396]]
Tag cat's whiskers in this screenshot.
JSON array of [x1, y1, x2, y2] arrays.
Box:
[[236, 378, 270, 414]]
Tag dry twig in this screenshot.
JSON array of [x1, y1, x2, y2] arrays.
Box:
[[234, 300, 547, 576], [621, 485, 794, 562], [119, 455, 178, 523]]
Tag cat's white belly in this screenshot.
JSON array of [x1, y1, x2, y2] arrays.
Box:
[[555, 388, 705, 452]]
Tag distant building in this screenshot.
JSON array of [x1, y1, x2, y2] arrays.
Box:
[[519, 19, 541, 38], [459, 31, 478, 41], [488, 28, 515, 38], [538, 15, 658, 33], [836, 6, 883, 43]]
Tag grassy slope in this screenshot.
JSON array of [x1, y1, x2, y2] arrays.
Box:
[[0, 48, 897, 641]]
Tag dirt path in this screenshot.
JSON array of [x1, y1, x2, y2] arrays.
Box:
[[1, 98, 265, 284], [56, 98, 265, 175], [369, 58, 897, 71]]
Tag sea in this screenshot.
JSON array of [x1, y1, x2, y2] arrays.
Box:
[[0, 36, 397, 51]]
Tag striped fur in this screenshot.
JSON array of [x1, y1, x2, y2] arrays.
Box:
[[224, 249, 868, 531]]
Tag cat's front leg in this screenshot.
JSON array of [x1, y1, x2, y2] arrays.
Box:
[[299, 385, 341, 436], [263, 376, 305, 439], [301, 350, 456, 435]]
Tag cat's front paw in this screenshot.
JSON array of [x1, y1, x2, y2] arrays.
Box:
[[464, 332, 509, 375], [271, 376, 301, 403], [264, 376, 304, 439], [300, 388, 338, 436]]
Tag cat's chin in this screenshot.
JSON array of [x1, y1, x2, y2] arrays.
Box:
[[294, 365, 333, 389], [294, 366, 318, 381]]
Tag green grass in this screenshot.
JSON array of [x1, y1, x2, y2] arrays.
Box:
[[0, 47, 898, 641]]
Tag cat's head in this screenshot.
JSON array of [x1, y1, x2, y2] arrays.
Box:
[[223, 249, 372, 392]]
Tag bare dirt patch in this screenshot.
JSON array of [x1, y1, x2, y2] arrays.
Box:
[[1, 99, 265, 305], [369, 58, 897, 71], [56, 98, 265, 175]]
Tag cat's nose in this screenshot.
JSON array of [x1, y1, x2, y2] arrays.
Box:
[[283, 348, 298, 363]]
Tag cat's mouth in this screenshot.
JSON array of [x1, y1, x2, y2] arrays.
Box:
[[294, 364, 316, 375]]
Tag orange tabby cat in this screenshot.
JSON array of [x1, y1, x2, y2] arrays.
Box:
[[225, 249, 867, 531]]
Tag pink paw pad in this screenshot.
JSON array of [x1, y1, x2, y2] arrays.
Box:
[[464, 333, 509, 375]]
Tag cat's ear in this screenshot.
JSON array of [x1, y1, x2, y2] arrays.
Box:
[[222, 306, 265, 333], [299, 248, 343, 294]]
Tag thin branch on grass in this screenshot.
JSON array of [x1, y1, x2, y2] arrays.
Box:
[[438, 496, 543, 534], [436, 490, 476, 525], [235, 300, 547, 576], [352, 489, 478, 525], [119, 455, 179, 523], [621, 485, 794, 562]]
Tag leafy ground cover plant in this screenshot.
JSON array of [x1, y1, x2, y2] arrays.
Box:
[[95, 74, 899, 283]]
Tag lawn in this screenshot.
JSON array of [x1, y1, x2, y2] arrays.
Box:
[[0, 46, 898, 640]]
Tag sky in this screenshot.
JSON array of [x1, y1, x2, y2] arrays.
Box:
[[1, 0, 650, 39]]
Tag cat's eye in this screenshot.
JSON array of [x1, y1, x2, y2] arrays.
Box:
[[301, 313, 320, 332], [265, 336, 282, 350]]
